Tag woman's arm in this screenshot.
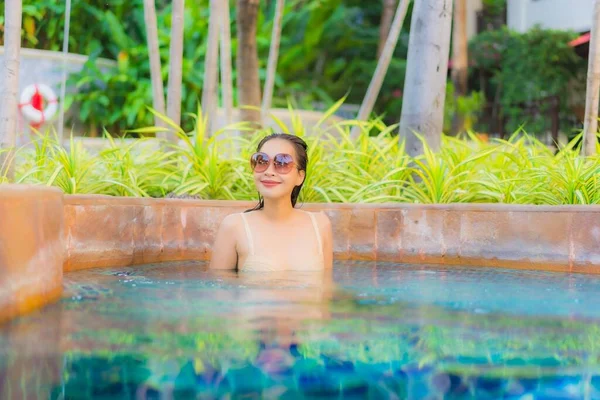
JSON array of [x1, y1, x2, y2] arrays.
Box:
[[319, 212, 333, 269], [209, 214, 239, 270]]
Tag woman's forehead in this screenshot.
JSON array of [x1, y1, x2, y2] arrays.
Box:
[[260, 139, 295, 156]]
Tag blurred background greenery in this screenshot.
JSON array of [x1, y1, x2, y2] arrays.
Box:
[[0, 0, 588, 139]]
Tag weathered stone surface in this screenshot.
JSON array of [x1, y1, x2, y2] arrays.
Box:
[[375, 210, 403, 260], [458, 211, 503, 259], [0, 185, 64, 323], [64, 204, 137, 271], [571, 212, 600, 273], [348, 208, 377, 259], [401, 208, 446, 259], [62, 197, 600, 273], [5, 193, 597, 294], [63, 197, 257, 270], [501, 211, 572, 263]]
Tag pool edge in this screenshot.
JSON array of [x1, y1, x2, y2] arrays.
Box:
[[1, 188, 599, 324], [63, 195, 600, 273], [0, 185, 65, 324]]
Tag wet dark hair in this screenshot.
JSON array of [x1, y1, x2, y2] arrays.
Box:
[[246, 133, 308, 212]]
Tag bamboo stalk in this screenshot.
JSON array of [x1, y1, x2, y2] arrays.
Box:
[[0, 0, 23, 180], [352, 0, 410, 137], [143, 0, 167, 137], [166, 0, 185, 140], [583, 0, 600, 156], [219, 0, 234, 126], [202, 0, 220, 135], [261, 0, 285, 126]]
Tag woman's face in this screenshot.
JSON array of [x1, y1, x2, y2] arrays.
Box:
[[253, 139, 305, 202]]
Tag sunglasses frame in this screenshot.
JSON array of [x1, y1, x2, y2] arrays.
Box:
[[250, 152, 297, 175]]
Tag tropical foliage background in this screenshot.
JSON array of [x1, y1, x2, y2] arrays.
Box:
[[0, 0, 588, 137], [4, 106, 599, 204], [1, 0, 598, 203]]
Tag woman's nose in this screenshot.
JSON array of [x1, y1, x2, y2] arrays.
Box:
[[265, 163, 277, 175]]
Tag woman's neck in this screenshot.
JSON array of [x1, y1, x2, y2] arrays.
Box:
[[262, 197, 295, 221]]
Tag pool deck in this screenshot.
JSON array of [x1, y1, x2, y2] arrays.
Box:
[[1, 184, 599, 322]]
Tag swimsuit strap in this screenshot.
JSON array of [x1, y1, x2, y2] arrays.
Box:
[[308, 212, 323, 255], [240, 213, 254, 255]]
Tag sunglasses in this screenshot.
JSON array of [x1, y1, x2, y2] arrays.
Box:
[[250, 152, 297, 174]]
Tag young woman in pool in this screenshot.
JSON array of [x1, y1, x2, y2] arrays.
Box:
[[210, 133, 333, 271]]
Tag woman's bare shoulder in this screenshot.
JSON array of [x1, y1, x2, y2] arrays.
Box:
[[313, 210, 330, 222], [210, 213, 244, 270], [218, 212, 244, 233], [303, 210, 331, 231]]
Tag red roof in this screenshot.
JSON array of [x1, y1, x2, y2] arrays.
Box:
[[569, 32, 591, 47]]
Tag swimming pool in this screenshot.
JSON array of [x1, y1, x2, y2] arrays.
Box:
[[2, 261, 600, 399]]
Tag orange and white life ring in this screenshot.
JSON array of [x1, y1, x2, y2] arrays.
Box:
[[19, 84, 58, 127]]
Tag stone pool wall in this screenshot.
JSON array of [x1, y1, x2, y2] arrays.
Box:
[[0, 186, 64, 323], [63, 195, 600, 274], [1, 186, 599, 322]]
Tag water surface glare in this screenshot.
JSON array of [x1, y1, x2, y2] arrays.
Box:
[[2, 261, 600, 399]]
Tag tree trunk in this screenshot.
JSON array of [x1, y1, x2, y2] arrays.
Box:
[[202, 0, 220, 135], [583, 0, 600, 156], [451, 0, 468, 96], [219, 0, 234, 126], [353, 0, 410, 137], [0, 0, 22, 181], [451, 0, 468, 135], [166, 0, 185, 139], [377, 0, 396, 58], [236, 0, 262, 126], [143, 0, 167, 137], [399, 0, 453, 157], [261, 0, 285, 125], [57, 0, 72, 144]]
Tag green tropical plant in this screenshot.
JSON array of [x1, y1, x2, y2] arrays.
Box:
[[98, 134, 174, 197], [0, 0, 170, 55], [481, 0, 506, 17], [18, 133, 114, 194], [64, 1, 209, 134], [0, 148, 12, 184], [7, 0, 413, 134], [530, 135, 600, 205], [444, 83, 486, 133], [4, 105, 600, 205], [128, 106, 254, 199], [469, 26, 586, 135]]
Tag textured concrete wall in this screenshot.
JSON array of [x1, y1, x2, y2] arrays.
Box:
[[0, 185, 64, 323], [63, 196, 600, 274], [507, 0, 594, 33]]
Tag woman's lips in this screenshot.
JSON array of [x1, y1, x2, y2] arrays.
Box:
[[261, 180, 281, 188]]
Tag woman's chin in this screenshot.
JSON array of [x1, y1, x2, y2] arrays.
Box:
[[258, 189, 287, 201]]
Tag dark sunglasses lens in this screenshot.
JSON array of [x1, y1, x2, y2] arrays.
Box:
[[274, 154, 294, 174], [251, 153, 269, 172]]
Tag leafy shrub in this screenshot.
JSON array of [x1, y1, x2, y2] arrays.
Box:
[[469, 27, 586, 135], [7, 105, 600, 205], [3, 0, 411, 134]]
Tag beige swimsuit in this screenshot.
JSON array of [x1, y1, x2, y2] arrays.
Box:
[[239, 212, 325, 271]]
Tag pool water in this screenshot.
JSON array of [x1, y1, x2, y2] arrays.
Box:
[[2, 261, 600, 399]]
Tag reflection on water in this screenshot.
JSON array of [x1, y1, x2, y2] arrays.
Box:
[[2, 261, 600, 399]]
